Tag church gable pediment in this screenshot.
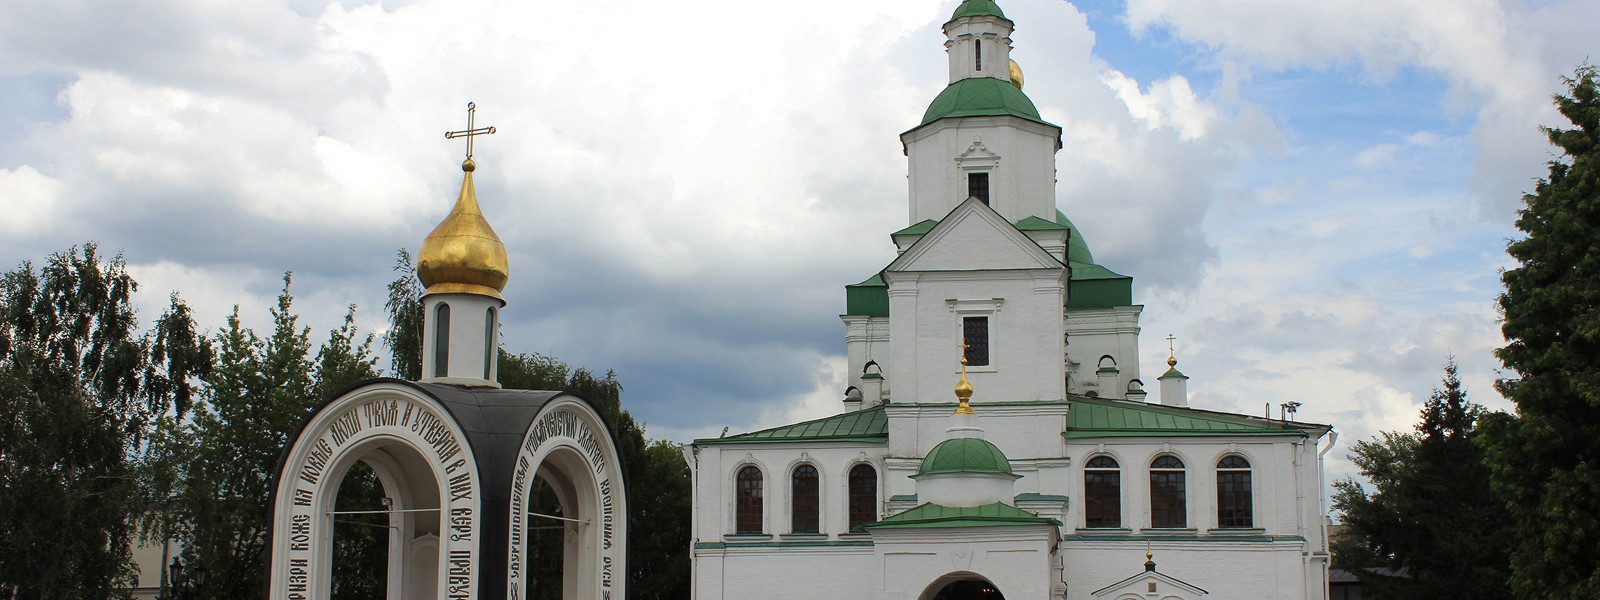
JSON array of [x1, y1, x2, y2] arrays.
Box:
[[1091, 568, 1208, 598], [887, 198, 1062, 273]]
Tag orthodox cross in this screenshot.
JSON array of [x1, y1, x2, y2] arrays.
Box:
[[957, 341, 971, 367], [1166, 333, 1176, 358], [445, 102, 497, 160]]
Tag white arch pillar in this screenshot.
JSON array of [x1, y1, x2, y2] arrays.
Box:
[[269, 383, 484, 600], [507, 397, 628, 600]]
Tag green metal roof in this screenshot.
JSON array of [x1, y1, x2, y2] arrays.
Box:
[[1063, 395, 1312, 439], [1068, 262, 1126, 281], [1014, 216, 1069, 231], [1054, 210, 1096, 266], [890, 493, 1068, 504], [1013, 492, 1069, 503], [863, 502, 1060, 530], [918, 437, 1013, 475], [893, 219, 939, 236], [845, 274, 889, 317], [950, 0, 1006, 20], [696, 406, 887, 444], [922, 77, 1044, 125]]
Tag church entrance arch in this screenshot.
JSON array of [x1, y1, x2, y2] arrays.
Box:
[[507, 396, 627, 600], [269, 382, 482, 600], [919, 572, 1007, 600]]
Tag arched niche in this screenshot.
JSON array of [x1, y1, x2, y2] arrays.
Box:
[[506, 395, 627, 600], [268, 381, 483, 600]]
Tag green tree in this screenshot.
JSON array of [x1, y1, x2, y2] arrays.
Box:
[[1489, 63, 1600, 599], [385, 255, 691, 599], [383, 250, 424, 381], [148, 275, 382, 600], [1331, 360, 1511, 599], [0, 244, 208, 599]]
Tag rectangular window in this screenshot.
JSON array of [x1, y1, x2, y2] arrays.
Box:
[[1084, 470, 1121, 528], [968, 172, 990, 205], [1150, 471, 1186, 528], [963, 316, 990, 366], [1217, 471, 1252, 528]]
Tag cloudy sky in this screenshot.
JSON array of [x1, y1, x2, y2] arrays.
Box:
[[2, 0, 1595, 489]]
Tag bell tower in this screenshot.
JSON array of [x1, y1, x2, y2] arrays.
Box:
[[901, 0, 1064, 226], [943, 0, 1014, 85]]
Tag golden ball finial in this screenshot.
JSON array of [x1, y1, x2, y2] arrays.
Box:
[[1009, 59, 1024, 90], [1167, 356, 1177, 368], [954, 350, 976, 414], [417, 162, 509, 299]]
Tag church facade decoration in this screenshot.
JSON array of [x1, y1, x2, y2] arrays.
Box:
[[686, 2, 1335, 599]]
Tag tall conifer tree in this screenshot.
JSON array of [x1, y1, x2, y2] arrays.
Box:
[[1490, 64, 1600, 598], [1332, 360, 1511, 599]]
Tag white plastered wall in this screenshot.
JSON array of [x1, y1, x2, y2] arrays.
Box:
[[1063, 305, 1144, 398], [903, 117, 1062, 226]]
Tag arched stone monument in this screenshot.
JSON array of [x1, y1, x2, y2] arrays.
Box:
[[267, 112, 628, 599]]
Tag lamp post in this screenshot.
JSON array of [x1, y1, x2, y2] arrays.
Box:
[[167, 558, 183, 600], [194, 563, 208, 591], [166, 557, 206, 600]]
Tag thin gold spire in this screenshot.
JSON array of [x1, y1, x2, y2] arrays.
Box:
[[955, 342, 975, 414], [1166, 333, 1178, 368]]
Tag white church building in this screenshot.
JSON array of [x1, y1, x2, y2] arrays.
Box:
[[683, 1, 1336, 599]]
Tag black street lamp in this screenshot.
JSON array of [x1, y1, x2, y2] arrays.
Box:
[[166, 557, 206, 600], [167, 557, 183, 598]]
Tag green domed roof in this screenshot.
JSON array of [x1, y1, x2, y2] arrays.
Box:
[[918, 437, 1013, 476], [1055, 209, 1094, 265], [950, 0, 1006, 20], [921, 77, 1043, 125]]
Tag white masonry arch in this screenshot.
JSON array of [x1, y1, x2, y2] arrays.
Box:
[[507, 395, 628, 600], [269, 381, 483, 600]]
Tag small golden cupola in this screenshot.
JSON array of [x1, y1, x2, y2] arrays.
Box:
[[418, 102, 506, 388], [417, 157, 510, 299]]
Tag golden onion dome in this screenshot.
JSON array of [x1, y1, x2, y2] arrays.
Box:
[[1009, 59, 1024, 90], [417, 159, 509, 299]]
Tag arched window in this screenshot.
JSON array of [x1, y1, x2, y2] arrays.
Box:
[[1217, 455, 1252, 528], [735, 466, 763, 534], [483, 306, 496, 380], [1150, 455, 1186, 528], [791, 465, 819, 533], [433, 303, 450, 378], [848, 464, 877, 529], [1084, 456, 1121, 528]]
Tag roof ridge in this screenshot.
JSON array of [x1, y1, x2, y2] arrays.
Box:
[[695, 405, 888, 444]]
